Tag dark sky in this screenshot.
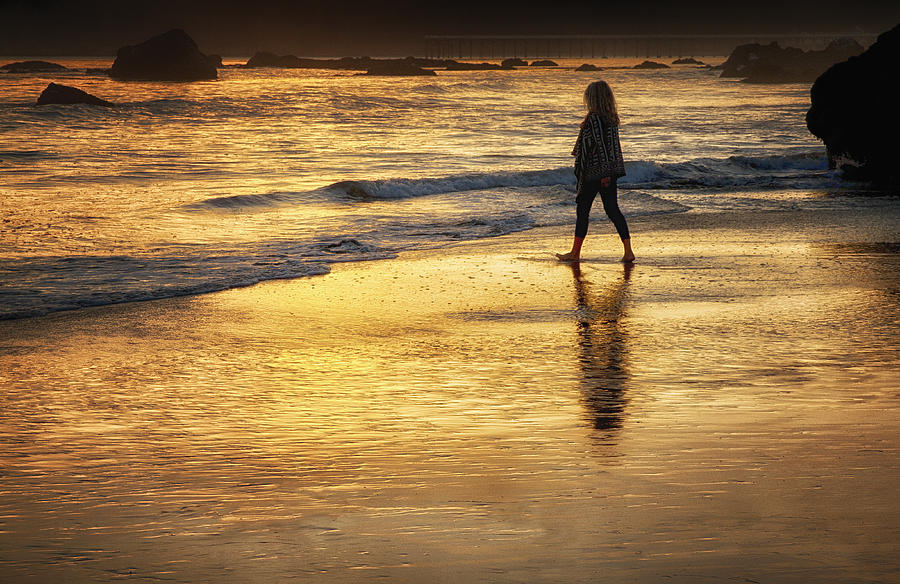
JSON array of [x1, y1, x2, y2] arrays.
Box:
[[1, 0, 898, 56]]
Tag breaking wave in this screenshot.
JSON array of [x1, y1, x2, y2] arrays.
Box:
[[187, 151, 832, 210]]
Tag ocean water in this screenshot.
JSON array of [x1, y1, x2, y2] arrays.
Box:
[[0, 56, 877, 320]]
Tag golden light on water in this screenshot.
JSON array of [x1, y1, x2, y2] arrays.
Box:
[[2, 51, 899, 581]]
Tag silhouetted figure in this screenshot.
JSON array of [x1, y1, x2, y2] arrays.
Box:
[[557, 81, 634, 263], [569, 262, 633, 432]]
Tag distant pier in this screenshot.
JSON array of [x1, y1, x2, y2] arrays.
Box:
[[423, 33, 879, 60]]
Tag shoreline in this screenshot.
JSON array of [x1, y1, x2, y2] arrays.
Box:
[[1, 202, 896, 325]]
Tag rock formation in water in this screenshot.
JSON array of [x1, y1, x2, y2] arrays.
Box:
[[634, 60, 670, 69], [35, 82, 114, 107], [245, 51, 305, 68], [672, 57, 704, 65], [206, 54, 223, 68], [444, 61, 507, 71], [245, 53, 455, 71], [719, 39, 863, 83], [529, 60, 558, 67], [806, 24, 900, 185], [244, 53, 460, 73], [109, 29, 217, 81], [501, 58, 528, 68], [1, 60, 67, 72], [575, 63, 603, 71]]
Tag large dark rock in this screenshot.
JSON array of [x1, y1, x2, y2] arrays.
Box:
[[672, 57, 704, 65], [206, 54, 223, 68], [634, 60, 670, 69], [444, 61, 506, 71], [245, 51, 305, 68], [719, 42, 801, 77], [806, 24, 900, 185], [36, 83, 114, 107], [575, 63, 602, 71], [1, 60, 67, 72], [501, 58, 528, 68], [110, 29, 217, 81], [529, 59, 558, 67], [720, 39, 863, 83]]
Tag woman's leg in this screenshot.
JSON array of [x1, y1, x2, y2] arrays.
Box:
[[557, 179, 599, 261], [599, 179, 635, 262], [575, 181, 599, 240]]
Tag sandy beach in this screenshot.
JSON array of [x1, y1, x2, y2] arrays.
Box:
[[1, 204, 898, 583]]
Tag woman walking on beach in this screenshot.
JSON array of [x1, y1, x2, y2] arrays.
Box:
[[557, 80, 634, 263]]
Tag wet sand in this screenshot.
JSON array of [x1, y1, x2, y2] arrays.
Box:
[[1, 205, 899, 583]]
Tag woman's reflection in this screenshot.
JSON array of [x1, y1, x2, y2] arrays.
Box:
[[569, 262, 633, 433]]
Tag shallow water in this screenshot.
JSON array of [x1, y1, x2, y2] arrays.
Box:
[[2, 56, 878, 320]]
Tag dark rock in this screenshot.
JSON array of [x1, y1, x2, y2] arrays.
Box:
[[1, 60, 67, 72], [672, 57, 704, 65], [35, 82, 114, 107], [806, 24, 900, 185], [244, 54, 458, 71], [363, 61, 436, 76], [529, 59, 558, 67], [501, 58, 528, 68], [338, 56, 377, 69], [245, 53, 370, 69], [206, 54, 223, 68], [244, 51, 276, 67], [243, 51, 458, 75], [110, 29, 217, 81], [245, 51, 304, 68], [634, 60, 670, 69], [405, 56, 455, 68], [444, 61, 506, 71], [575, 63, 602, 71], [84, 68, 110, 75], [719, 39, 863, 83], [719, 42, 800, 77]]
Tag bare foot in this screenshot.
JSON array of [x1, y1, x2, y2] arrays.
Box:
[[621, 253, 635, 263], [555, 252, 579, 262]]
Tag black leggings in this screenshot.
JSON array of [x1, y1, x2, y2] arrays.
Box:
[[575, 177, 629, 240]]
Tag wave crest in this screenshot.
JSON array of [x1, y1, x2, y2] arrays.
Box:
[[185, 151, 830, 210]]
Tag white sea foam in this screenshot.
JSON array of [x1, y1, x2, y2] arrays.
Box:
[[187, 152, 832, 210], [620, 152, 833, 189], [324, 168, 575, 200]]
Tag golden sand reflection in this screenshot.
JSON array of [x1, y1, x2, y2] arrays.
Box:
[[1, 214, 898, 581], [569, 262, 632, 433]]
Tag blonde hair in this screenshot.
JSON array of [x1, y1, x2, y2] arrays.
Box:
[[583, 80, 620, 125]]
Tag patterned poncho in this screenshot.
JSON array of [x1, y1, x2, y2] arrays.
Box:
[[571, 112, 626, 181]]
